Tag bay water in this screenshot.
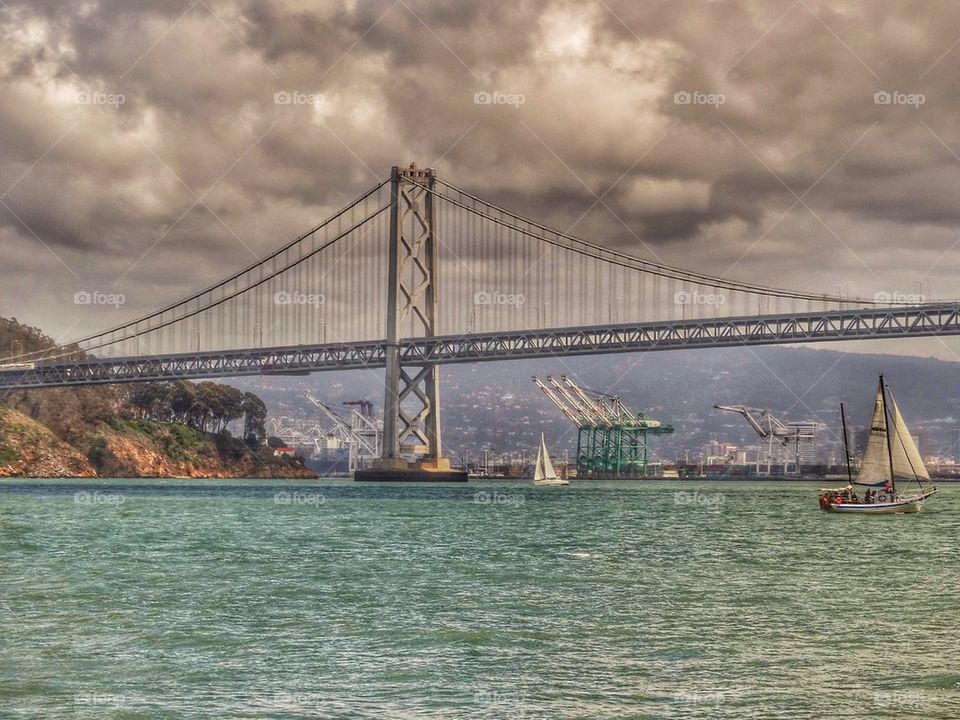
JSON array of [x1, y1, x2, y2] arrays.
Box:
[[2, 479, 959, 719]]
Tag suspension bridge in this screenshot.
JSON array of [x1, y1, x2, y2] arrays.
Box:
[[2, 164, 959, 478]]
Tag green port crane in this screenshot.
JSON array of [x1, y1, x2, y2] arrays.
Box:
[[532, 375, 674, 477]]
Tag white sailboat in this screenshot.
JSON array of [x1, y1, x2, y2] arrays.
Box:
[[533, 433, 569, 486], [819, 375, 937, 514]]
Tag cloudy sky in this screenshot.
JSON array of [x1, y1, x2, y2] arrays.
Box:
[[2, 0, 959, 359]]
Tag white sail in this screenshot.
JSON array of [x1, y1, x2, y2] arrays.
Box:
[[888, 393, 930, 481], [540, 435, 558, 480], [855, 384, 891, 487], [533, 439, 545, 482]]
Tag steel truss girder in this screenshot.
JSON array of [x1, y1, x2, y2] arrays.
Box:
[[3, 304, 960, 390]]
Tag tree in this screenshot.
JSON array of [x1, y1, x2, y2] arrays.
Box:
[[217, 386, 244, 434], [118, 379, 268, 439], [170, 382, 197, 425], [241, 392, 267, 447]]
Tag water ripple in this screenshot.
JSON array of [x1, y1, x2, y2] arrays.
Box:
[[2, 479, 959, 718]]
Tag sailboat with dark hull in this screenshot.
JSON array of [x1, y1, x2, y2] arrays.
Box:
[[820, 375, 937, 513]]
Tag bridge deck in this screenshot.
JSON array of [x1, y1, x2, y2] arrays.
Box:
[[2, 304, 958, 390]]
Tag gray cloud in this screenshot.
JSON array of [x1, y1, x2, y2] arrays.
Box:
[[1, 0, 959, 359]]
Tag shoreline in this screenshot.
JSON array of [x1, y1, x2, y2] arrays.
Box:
[[3, 475, 959, 483]]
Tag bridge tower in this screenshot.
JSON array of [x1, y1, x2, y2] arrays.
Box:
[[355, 164, 467, 481]]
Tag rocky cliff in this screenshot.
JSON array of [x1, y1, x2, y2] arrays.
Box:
[[0, 406, 314, 479], [0, 317, 315, 479], [0, 407, 96, 477]]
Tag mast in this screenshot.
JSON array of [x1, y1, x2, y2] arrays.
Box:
[[879, 374, 896, 494], [840, 402, 853, 486]]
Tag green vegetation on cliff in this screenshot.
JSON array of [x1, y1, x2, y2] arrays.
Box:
[[0, 407, 97, 477], [0, 317, 313, 478]]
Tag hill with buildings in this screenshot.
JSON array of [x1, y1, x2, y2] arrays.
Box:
[[230, 345, 960, 468]]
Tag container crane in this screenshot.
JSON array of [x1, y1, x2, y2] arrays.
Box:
[[713, 404, 816, 476], [533, 375, 674, 477], [343, 400, 375, 418], [305, 391, 383, 471]]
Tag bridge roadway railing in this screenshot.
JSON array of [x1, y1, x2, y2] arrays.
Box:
[[2, 303, 959, 390]]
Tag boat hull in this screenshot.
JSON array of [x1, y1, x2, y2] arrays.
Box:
[[533, 479, 569, 486], [825, 490, 936, 514]]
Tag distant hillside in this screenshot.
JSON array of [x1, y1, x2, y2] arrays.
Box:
[[227, 345, 960, 463]]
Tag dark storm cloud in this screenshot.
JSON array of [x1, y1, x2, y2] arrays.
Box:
[[1, 0, 959, 356]]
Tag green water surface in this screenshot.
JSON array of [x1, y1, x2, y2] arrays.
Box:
[[1, 479, 958, 719]]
